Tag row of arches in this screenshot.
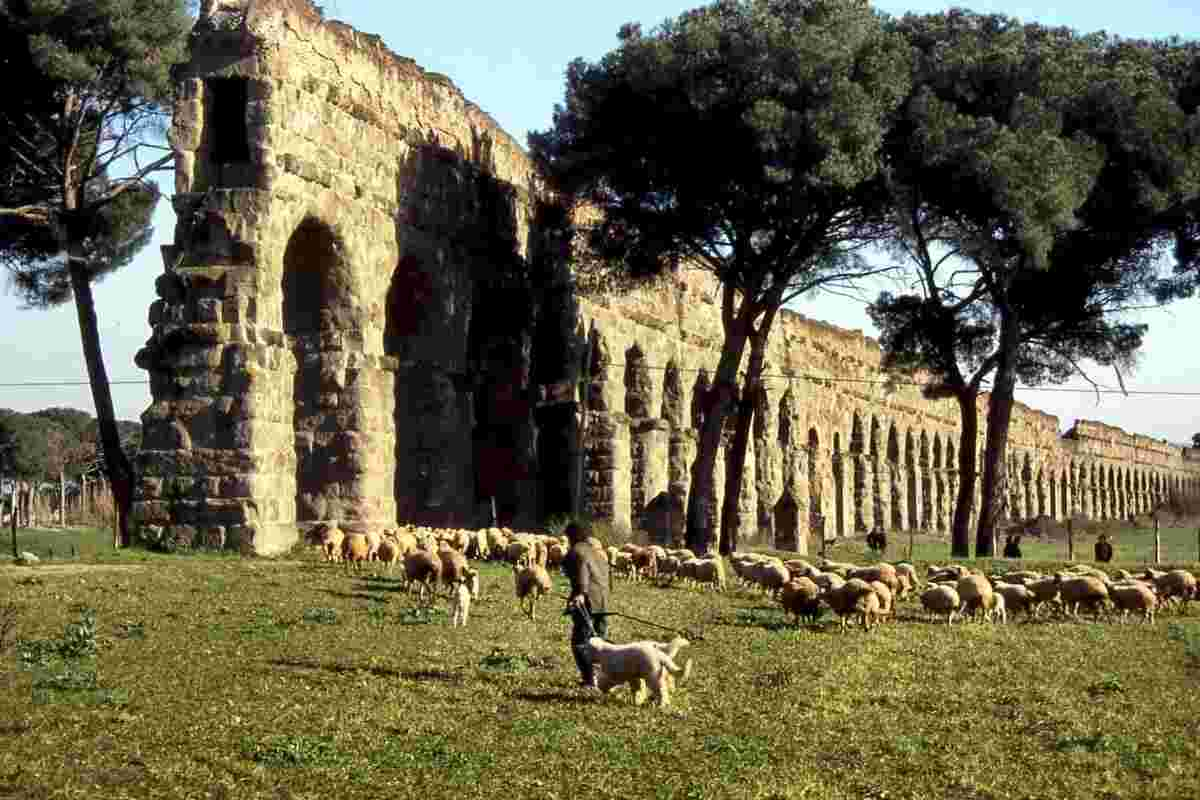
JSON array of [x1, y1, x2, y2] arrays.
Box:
[[599, 332, 1200, 548]]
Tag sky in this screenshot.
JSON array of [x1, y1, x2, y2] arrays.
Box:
[[1, 0, 1197, 443]]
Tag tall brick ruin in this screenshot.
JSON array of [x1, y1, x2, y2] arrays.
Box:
[[131, 0, 1200, 554]]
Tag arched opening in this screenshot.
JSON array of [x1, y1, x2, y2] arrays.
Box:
[[887, 423, 901, 531], [691, 369, 710, 431], [850, 414, 865, 533], [832, 432, 845, 538], [870, 416, 882, 530], [933, 434, 945, 533], [777, 389, 794, 451], [774, 493, 799, 552], [807, 428, 822, 542], [919, 431, 931, 531], [905, 430, 917, 531], [282, 218, 357, 530]]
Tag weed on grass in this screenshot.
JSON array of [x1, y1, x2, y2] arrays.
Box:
[[240, 734, 346, 768], [396, 606, 447, 626], [301, 607, 339, 625], [1167, 622, 1200, 661]]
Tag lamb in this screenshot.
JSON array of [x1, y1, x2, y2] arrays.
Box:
[[892, 562, 919, 593], [448, 579, 472, 627], [1054, 574, 1110, 620], [513, 562, 553, 620], [779, 578, 822, 626], [631, 547, 659, 581], [920, 584, 961, 625], [364, 529, 383, 562], [375, 534, 403, 573], [657, 555, 681, 584], [984, 590, 1007, 625], [1109, 582, 1158, 623], [585, 637, 690, 708]]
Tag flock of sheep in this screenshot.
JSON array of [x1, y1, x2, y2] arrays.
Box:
[[306, 524, 1199, 636], [724, 552, 1198, 631]]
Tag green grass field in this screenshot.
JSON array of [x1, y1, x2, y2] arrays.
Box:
[[2, 528, 1199, 799]]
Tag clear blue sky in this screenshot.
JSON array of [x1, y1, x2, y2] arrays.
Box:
[[1, 0, 1197, 443]]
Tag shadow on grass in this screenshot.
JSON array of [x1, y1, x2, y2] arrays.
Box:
[[512, 689, 599, 705], [320, 589, 392, 603], [267, 656, 404, 680]]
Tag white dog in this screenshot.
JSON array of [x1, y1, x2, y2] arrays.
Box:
[[586, 636, 693, 708], [449, 579, 472, 627]]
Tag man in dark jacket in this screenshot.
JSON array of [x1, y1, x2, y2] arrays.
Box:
[[1094, 533, 1114, 563], [562, 522, 610, 688]]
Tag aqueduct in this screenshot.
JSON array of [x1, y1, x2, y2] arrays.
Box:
[[131, 0, 1200, 554]]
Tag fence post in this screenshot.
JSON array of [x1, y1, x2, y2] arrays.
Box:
[[908, 527, 915, 562], [1067, 519, 1074, 562], [1155, 517, 1161, 565]]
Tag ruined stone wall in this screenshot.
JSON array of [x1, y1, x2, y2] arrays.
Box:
[[131, 0, 1200, 554], [133, 0, 546, 554]]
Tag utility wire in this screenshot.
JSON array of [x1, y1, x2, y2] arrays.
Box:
[[0, 370, 1198, 397]]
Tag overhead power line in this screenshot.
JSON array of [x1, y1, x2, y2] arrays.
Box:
[[0, 371, 1197, 397]]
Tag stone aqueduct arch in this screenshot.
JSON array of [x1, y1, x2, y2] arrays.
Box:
[[129, 0, 1200, 554]]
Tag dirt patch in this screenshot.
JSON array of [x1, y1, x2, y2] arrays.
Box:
[[0, 563, 147, 577]]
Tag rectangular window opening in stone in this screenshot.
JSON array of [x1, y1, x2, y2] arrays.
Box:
[[206, 78, 250, 165]]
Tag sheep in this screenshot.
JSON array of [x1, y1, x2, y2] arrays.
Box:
[[1023, 577, 1061, 618], [784, 559, 817, 580], [1152, 570, 1197, 613], [657, 555, 681, 585], [848, 563, 899, 594], [984, 590, 1007, 625], [811, 571, 845, 592], [376, 535, 403, 573], [612, 552, 637, 581], [506, 540, 533, 565], [403, 549, 442, 604], [691, 557, 726, 592], [547, 541, 568, 568], [514, 562, 553, 620], [1109, 582, 1158, 623], [313, 524, 344, 562], [825, 578, 881, 632], [993, 583, 1037, 619], [920, 584, 961, 625], [779, 578, 821, 625], [449, 579, 472, 627], [439, 548, 471, 595], [868, 580, 894, 623], [364, 529, 383, 563], [341, 533, 371, 572], [1054, 574, 1110, 620], [752, 560, 791, 596], [956, 574, 995, 622], [892, 562, 919, 591], [632, 547, 659, 581]]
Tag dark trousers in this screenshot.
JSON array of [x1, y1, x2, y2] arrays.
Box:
[[569, 606, 608, 684]]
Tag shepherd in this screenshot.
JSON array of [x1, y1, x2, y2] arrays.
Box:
[[562, 521, 610, 689]]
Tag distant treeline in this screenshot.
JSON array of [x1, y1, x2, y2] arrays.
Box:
[[0, 407, 141, 483]]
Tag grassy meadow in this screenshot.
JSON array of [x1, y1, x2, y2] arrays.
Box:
[[2, 526, 1200, 799]]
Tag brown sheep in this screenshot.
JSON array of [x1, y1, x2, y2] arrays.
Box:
[[514, 562, 553, 620], [439, 548, 470, 595], [1109, 582, 1158, 623], [920, 585, 961, 625], [956, 574, 995, 622], [316, 524, 344, 563], [632, 547, 659, 581], [868, 580, 894, 622], [993, 583, 1037, 619], [848, 564, 899, 594], [780, 578, 821, 626], [1151, 570, 1197, 613], [825, 578, 881, 632], [376, 535, 402, 573], [342, 533, 371, 572], [1054, 574, 1110, 620], [404, 550, 442, 605]]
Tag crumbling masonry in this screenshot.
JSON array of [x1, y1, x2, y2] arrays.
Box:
[[131, 0, 1200, 554]]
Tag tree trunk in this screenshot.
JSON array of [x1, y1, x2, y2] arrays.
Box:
[[976, 312, 1020, 557], [718, 308, 775, 556], [67, 258, 134, 548], [950, 388, 978, 559], [685, 291, 752, 554]]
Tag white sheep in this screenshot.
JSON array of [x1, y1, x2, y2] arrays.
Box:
[[513, 562, 553, 620], [1109, 581, 1157, 623]]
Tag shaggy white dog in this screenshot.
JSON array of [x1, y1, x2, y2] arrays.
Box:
[[449, 580, 472, 627], [586, 636, 693, 708]]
